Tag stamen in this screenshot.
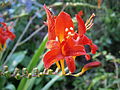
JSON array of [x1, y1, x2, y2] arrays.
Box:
[[65, 28, 69, 32], [56, 61, 61, 69], [0, 44, 3, 51], [86, 23, 94, 30], [71, 34, 74, 36], [60, 59, 65, 75], [86, 19, 93, 27], [72, 56, 76, 60], [70, 27, 73, 30], [85, 13, 95, 26], [68, 32, 72, 35], [3, 43, 6, 49], [56, 37, 58, 41], [66, 36, 70, 39], [86, 19, 94, 30], [72, 72, 83, 77]]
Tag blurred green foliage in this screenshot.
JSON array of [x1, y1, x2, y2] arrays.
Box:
[[0, 0, 120, 90]]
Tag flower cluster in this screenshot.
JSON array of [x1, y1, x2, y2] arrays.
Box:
[[43, 5, 101, 76], [0, 22, 16, 51]]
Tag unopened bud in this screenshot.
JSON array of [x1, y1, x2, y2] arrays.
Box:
[[4, 65, 8, 71], [4, 71, 11, 78], [47, 69, 53, 75], [38, 72, 43, 77], [28, 73, 32, 79], [22, 68, 28, 75], [15, 73, 21, 80], [13, 68, 20, 75], [32, 68, 39, 75]]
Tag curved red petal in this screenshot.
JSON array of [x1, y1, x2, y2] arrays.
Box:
[[46, 40, 60, 49], [0, 23, 16, 41], [0, 22, 7, 27], [62, 43, 86, 56], [90, 44, 98, 54], [85, 54, 91, 61], [5, 30, 16, 40], [44, 5, 56, 40], [0, 35, 8, 44], [55, 12, 74, 42], [78, 11, 84, 16], [43, 49, 63, 69], [76, 14, 86, 36], [64, 36, 76, 47], [78, 35, 92, 45], [81, 61, 101, 74], [65, 56, 76, 73]]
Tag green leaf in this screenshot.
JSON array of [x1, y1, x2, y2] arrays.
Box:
[[0, 76, 6, 89], [88, 73, 113, 90], [5, 83, 16, 90], [17, 34, 48, 90], [6, 51, 27, 72], [23, 60, 44, 90]]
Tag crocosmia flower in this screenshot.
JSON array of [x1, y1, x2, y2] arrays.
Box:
[[0, 22, 16, 51], [43, 5, 101, 76]]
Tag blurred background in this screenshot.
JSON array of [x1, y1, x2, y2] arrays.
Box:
[[0, 0, 120, 90]]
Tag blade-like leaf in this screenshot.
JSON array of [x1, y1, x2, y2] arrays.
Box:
[[6, 51, 27, 72]]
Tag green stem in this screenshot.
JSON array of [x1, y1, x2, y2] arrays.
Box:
[[23, 59, 44, 90], [17, 34, 48, 90], [41, 68, 68, 90], [49, 2, 105, 10], [41, 75, 61, 90]]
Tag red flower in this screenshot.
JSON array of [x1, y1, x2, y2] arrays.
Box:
[[0, 22, 16, 45], [73, 61, 101, 77], [43, 5, 101, 75]]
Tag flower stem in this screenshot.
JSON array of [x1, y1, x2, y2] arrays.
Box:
[[60, 59, 65, 75]]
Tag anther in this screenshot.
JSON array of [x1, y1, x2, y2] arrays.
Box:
[[70, 27, 73, 30], [85, 13, 95, 26], [68, 32, 72, 35], [56, 37, 58, 41], [65, 28, 69, 32]]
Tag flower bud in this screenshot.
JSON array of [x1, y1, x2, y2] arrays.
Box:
[[4, 65, 8, 71], [47, 69, 53, 75], [28, 73, 32, 79], [15, 73, 21, 80], [4, 71, 11, 78], [13, 68, 20, 75], [32, 68, 39, 75], [38, 72, 43, 77], [22, 68, 28, 75]]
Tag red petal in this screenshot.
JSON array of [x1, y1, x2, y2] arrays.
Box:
[[62, 37, 86, 56], [81, 61, 101, 74], [78, 11, 84, 16], [78, 35, 92, 45], [0, 22, 7, 27], [46, 40, 60, 49], [5, 30, 16, 40], [0, 22, 16, 41], [0, 35, 8, 44], [62, 43, 86, 56], [64, 36, 76, 47], [65, 56, 76, 73], [90, 44, 98, 54], [68, 45, 86, 56], [44, 5, 56, 40], [76, 14, 86, 36], [43, 49, 63, 69], [85, 54, 91, 61], [55, 12, 74, 42]]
